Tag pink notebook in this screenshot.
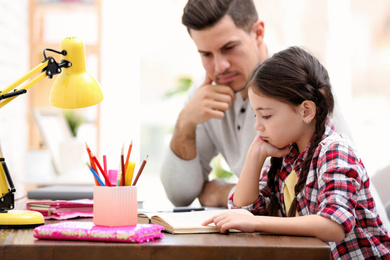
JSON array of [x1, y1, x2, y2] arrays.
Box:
[[26, 199, 94, 220], [33, 221, 164, 243]]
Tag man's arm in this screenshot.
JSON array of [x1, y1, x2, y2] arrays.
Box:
[[170, 76, 235, 160], [161, 76, 235, 206], [198, 179, 236, 208]]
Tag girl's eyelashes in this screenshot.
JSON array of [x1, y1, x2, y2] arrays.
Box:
[[253, 114, 271, 119]]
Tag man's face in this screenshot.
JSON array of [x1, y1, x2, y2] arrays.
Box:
[[190, 15, 264, 97]]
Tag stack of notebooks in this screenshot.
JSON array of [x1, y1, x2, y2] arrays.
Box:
[[26, 185, 95, 220], [26, 199, 94, 220], [27, 185, 143, 220]]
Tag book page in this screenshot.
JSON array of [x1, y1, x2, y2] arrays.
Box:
[[149, 209, 253, 233]]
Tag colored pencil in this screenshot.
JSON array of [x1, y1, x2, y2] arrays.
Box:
[[116, 161, 122, 186], [125, 140, 133, 171], [132, 155, 148, 186], [121, 144, 125, 186], [86, 143, 99, 186], [86, 163, 105, 186], [91, 152, 112, 186]]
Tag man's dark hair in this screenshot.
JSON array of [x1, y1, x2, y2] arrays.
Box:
[[182, 0, 258, 34]]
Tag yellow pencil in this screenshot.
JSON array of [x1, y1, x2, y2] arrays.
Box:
[[125, 161, 136, 186]]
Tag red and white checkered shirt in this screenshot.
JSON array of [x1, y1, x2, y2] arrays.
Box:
[[229, 119, 390, 259]]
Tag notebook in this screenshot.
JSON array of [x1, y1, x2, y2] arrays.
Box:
[[27, 185, 94, 200], [33, 221, 164, 243]]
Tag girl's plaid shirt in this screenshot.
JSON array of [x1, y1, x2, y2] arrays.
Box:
[[229, 119, 390, 259]]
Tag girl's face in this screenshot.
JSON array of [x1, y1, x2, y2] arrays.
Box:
[[248, 87, 313, 152]]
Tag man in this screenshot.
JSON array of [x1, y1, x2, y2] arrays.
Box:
[[161, 0, 267, 207], [160, 0, 353, 208]]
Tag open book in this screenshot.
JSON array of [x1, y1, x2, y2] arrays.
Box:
[[138, 208, 253, 234]]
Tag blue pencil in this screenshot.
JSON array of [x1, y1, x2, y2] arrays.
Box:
[[87, 163, 105, 186]]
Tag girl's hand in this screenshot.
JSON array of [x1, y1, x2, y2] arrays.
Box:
[[249, 133, 290, 161], [232, 134, 290, 207], [202, 211, 258, 233]]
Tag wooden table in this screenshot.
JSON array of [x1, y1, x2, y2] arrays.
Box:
[[0, 218, 330, 260]]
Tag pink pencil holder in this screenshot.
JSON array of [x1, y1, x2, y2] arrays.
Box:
[[93, 186, 137, 227]]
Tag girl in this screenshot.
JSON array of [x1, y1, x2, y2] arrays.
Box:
[[202, 47, 390, 259]]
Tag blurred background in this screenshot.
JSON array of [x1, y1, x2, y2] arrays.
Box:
[[0, 0, 389, 206]]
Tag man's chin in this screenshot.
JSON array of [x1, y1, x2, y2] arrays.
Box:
[[215, 79, 246, 93], [233, 85, 247, 94]]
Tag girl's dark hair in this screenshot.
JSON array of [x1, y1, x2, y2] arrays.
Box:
[[247, 46, 334, 217], [182, 0, 258, 34]]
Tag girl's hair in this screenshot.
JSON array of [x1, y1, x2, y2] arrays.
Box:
[[247, 46, 334, 217], [182, 0, 258, 35]]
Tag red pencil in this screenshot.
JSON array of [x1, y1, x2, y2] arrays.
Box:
[[125, 140, 133, 172], [91, 152, 112, 187], [86, 143, 99, 186], [132, 155, 148, 186]]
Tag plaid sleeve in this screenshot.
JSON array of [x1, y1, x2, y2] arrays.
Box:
[[228, 167, 270, 215], [315, 139, 365, 236]]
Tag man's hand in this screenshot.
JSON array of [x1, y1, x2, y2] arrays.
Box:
[[170, 75, 235, 160], [198, 179, 236, 208], [181, 75, 235, 126]]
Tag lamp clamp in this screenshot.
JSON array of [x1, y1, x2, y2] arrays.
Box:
[[0, 191, 14, 213], [41, 49, 72, 79]]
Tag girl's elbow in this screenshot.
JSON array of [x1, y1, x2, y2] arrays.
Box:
[[332, 229, 346, 242], [322, 225, 346, 242], [316, 217, 346, 242]]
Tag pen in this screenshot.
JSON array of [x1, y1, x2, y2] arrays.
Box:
[[173, 207, 205, 213], [139, 207, 206, 214]]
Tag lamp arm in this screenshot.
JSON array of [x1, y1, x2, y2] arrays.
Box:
[[0, 61, 48, 109], [0, 158, 15, 212], [0, 47, 72, 212], [0, 53, 72, 110], [0, 89, 27, 101]]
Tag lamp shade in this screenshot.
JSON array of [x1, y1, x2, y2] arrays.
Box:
[[49, 36, 103, 109]]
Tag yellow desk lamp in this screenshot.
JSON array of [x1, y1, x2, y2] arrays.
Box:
[[0, 36, 103, 228]]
